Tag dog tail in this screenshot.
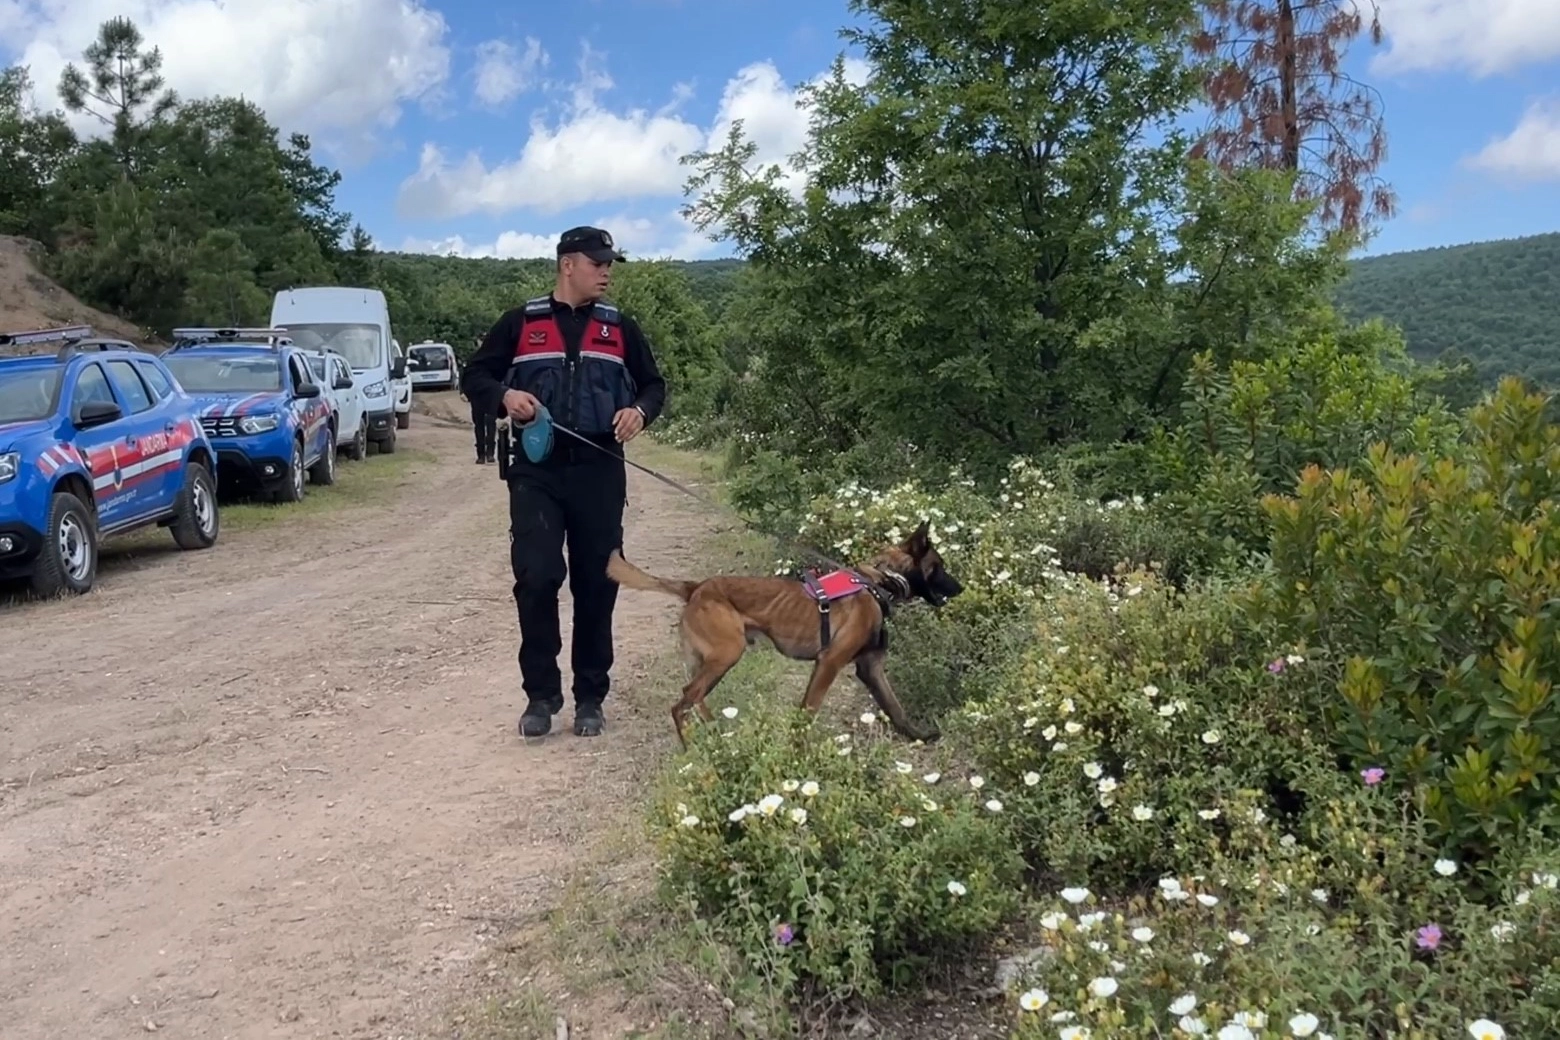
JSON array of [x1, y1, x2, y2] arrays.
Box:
[[606, 550, 698, 602]]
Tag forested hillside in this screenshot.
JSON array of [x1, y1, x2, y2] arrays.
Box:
[[1334, 231, 1560, 384]]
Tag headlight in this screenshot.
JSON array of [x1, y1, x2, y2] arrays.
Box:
[[363, 379, 388, 398], [0, 452, 18, 484], [239, 414, 282, 435]]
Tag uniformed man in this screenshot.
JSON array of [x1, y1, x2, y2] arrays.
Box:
[[463, 337, 498, 464], [461, 227, 667, 738]]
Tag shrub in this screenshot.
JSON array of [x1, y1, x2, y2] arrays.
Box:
[[1259, 377, 1560, 863], [647, 706, 1024, 1004], [946, 569, 1343, 892]]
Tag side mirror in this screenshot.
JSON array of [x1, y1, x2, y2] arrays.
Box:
[[333, 375, 354, 390], [76, 399, 122, 427], [295, 381, 322, 399], [391, 358, 407, 380]]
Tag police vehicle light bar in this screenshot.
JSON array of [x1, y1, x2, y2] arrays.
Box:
[[171, 326, 291, 341], [0, 323, 94, 348]]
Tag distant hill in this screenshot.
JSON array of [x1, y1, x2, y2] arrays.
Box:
[[1335, 231, 1560, 385]]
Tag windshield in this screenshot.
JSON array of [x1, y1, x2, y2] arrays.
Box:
[[410, 346, 449, 369], [0, 367, 61, 424], [281, 323, 384, 371], [163, 355, 282, 393]]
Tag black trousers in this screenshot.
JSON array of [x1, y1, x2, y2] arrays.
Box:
[[471, 397, 497, 459], [507, 449, 627, 707]]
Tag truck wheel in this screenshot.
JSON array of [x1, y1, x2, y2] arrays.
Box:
[[31, 491, 98, 597], [396, 408, 410, 430], [377, 426, 397, 455], [273, 438, 307, 503], [170, 462, 220, 550], [309, 428, 337, 486], [345, 423, 367, 461]]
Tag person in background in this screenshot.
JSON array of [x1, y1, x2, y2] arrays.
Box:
[[460, 226, 667, 738], [462, 337, 498, 464]]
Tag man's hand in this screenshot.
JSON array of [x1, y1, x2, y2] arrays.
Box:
[[503, 389, 540, 421], [613, 406, 645, 443]]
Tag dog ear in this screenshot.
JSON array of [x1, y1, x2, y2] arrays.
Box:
[[904, 520, 931, 557]]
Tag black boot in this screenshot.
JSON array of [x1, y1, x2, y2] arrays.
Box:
[[572, 701, 606, 737], [519, 694, 565, 737]]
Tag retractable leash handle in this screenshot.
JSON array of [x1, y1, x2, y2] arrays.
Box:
[[518, 402, 556, 464]]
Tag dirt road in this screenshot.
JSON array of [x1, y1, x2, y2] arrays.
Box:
[[0, 417, 708, 1040]]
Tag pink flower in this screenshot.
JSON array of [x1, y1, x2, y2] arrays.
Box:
[[1416, 923, 1442, 950], [1361, 767, 1385, 786], [1267, 658, 1285, 673]]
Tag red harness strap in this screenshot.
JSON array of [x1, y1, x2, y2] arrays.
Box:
[[802, 569, 871, 653]]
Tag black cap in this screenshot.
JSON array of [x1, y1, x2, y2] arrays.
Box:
[[556, 226, 627, 263]]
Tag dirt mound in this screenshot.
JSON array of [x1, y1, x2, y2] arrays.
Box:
[[0, 235, 148, 354]]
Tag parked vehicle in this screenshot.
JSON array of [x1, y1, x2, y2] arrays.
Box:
[[270, 287, 406, 454], [160, 327, 336, 502], [390, 337, 413, 429], [298, 348, 368, 461], [407, 341, 458, 391], [0, 324, 221, 597]]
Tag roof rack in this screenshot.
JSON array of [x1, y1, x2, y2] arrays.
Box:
[[167, 327, 293, 351]]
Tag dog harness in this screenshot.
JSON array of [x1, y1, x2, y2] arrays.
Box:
[[802, 568, 896, 653]]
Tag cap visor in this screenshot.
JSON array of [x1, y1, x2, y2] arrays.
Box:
[[583, 248, 627, 263]]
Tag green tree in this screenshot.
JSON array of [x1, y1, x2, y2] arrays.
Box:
[[182, 228, 269, 324], [0, 66, 77, 239], [57, 16, 179, 175]]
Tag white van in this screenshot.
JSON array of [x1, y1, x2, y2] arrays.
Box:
[[408, 341, 458, 391], [270, 287, 405, 454]]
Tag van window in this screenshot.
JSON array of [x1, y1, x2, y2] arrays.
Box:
[[410, 345, 451, 370], [280, 323, 384, 371]]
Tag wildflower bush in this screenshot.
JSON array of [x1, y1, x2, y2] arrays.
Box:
[[1259, 378, 1560, 862], [647, 705, 1024, 1003]]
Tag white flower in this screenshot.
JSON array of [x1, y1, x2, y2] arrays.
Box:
[[757, 794, 784, 816], [1024, 771, 1041, 786], [985, 798, 1004, 813], [1042, 724, 1058, 740], [859, 711, 877, 725], [1158, 703, 1177, 717], [789, 807, 808, 825], [1169, 994, 1198, 1016], [679, 814, 700, 826], [1083, 762, 1104, 780], [1490, 921, 1516, 943], [1018, 988, 1049, 1011], [946, 880, 967, 896], [1132, 804, 1155, 821], [721, 706, 739, 719], [1096, 776, 1118, 795], [1078, 911, 1106, 930], [1158, 877, 1184, 894], [969, 775, 986, 790], [1059, 1027, 1090, 1040], [1310, 888, 1328, 904], [1060, 887, 1091, 904], [1289, 1013, 1320, 1037], [1197, 893, 1219, 907], [895, 761, 913, 774], [800, 780, 820, 798], [1088, 976, 1118, 999], [922, 772, 941, 784], [1434, 858, 1458, 877], [1227, 929, 1251, 946], [1199, 808, 1221, 820], [1191, 951, 1213, 967], [898, 815, 917, 828], [1143, 684, 1160, 698], [1060, 697, 1075, 714], [1533, 871, 1559, 889], [1064, 720, 1084, 735], [1052, 741, 1069, 752], [1233, 1012, 1266, 1028], [921, 797, 939, 811], [1088, 940, 1109, 953], [728, 805, 751, 823], [1040, 911, 1068, 930], [781, 779, 800, 792], [1201, 729, 1222, 745], [1131, 926, 1154, 943], [1286, 653, 1305, 665], [1217, 1026, 1255, 1040], [1180, 1016, 1207, 1035], [1467, 1020, 1506, 1040]]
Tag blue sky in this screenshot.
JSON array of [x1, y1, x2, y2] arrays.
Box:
[[5, 0, 1558, 261]]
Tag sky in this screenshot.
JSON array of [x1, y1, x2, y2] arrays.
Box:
[[1, 0, 1557, 262]]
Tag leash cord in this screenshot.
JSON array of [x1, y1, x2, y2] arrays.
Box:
[[514, 414, 856, 576]]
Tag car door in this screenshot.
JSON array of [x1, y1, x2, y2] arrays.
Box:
[[101, 357, 179, 519], [288, 354, 327, 464], [133, 356, 195, 499], [66, 361, 141, 530], [334, 356, 363, 436]]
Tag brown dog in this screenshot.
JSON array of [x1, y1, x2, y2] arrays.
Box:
[[605, 521, 963, 746]]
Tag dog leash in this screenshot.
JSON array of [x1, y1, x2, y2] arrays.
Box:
[[503, 407, 855, 576]]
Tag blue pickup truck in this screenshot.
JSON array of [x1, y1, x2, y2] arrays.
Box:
[[0, 325, 221, 596], [159, 328, 339, 503]]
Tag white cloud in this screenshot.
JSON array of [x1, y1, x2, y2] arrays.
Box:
[[394, 47, 870, 221], [7, 0, 450, 156], [1372, 0, 1560, 78], [397, 208, 721, 261], [471, 36, 548, 108], [1465, 97, 1560, 180]]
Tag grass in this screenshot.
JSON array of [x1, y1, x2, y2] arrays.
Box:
[[217, 445, 436, 532]]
